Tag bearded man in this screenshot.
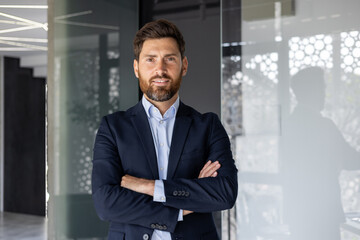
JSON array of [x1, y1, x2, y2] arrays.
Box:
[[92, 19, 238, 240]]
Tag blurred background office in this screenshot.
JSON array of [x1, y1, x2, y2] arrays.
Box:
[[0, 0, 360, 239]]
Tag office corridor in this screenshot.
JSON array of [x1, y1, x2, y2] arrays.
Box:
[[0, 212, 47, 240]]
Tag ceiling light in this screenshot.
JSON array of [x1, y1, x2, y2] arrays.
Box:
[[0, 5, 47, 9], [0, 39, 47, 51], [0, 25, 41, 34], [56, 20, 119, 30], [0, 12, 47, 30], [0, 36, 47, 43], [55, 10, 92, 20], [0, 20, 31, 25], [0, 47, 34, 51]]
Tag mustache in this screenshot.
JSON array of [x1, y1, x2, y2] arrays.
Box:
[[150, 73, 171, 81]]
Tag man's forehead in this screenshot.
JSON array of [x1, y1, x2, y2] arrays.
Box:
[[140, 38, 181, 55]]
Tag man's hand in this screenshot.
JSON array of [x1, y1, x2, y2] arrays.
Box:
[[183, 160, 221, 216], [121, 175, 155, 196], [198, 160, 221, 178], [120, 160, 221, 216]]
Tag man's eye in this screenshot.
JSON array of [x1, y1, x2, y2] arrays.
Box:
[[146, 58, 154, 62], [167, 57, 175, 61]]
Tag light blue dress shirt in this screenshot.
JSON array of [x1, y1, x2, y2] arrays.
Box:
[[142, 96, 183, 240]]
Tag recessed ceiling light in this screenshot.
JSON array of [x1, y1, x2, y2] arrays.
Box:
[[56, 20, 119, 30], [0, 37, 47, 43], [0, 39, 47, 51], [0, 20, 30, 25], [0, 12, 47, 30], [55, 10, 92, 20], [0, 25, 42, 34], [0, 47, 35, 51], [0, 5, 47, 9]]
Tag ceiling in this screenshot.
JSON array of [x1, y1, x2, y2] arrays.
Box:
[[0, 0, 47, 57]]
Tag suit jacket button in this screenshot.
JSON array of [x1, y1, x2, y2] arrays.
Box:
[[143, 233, 149, 240], [156, 223, 161, 229], [173, 190, 178, 196], [163, 225, 167, 230], [185, 192, 189, 197], [181, 190, 185, 196], [150, 224, 156, 229]]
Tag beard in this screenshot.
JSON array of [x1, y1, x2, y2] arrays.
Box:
[[139, 71, 182, 102]]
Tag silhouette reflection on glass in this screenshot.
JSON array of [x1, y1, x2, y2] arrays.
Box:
[[281, 67, 360, 240]]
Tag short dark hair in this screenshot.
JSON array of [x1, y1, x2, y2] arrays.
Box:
[[133, 19, 185, 61]]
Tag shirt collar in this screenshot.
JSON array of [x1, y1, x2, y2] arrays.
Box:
[[142, 95, 179, 120]]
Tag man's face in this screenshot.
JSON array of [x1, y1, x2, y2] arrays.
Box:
[[133, 37, 188, 102]]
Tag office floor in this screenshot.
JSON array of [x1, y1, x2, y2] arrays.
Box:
[[0, 212, 47, 240]]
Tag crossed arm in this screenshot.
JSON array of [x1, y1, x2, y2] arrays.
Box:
[[121, 160, 221, 216], [92, 115, 238, 232]]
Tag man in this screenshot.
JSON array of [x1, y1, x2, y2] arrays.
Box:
[[92, 19, 238, 240]]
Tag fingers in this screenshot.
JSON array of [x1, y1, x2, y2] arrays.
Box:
[[183, 210, 193, 216], [198, 160, 221, 178], [120, 174, 130, 187]]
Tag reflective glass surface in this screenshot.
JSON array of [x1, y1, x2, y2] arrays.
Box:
[[222, 0, 360, 239], [47, 0, 138, 239]]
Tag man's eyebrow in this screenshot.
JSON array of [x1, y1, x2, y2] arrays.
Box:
[[142, 53, 179, 58], [164, 53, 178, 57], [143, 54, 157, 58]]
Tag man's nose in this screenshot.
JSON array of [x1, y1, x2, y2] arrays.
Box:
[[155, 59, 167, 75]]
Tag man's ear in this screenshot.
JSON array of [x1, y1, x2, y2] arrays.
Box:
[[182, 56, 188, 77], [133, 59, 139, 78]]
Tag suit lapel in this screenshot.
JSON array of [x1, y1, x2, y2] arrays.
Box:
[[130, 102, 159, 179], [167, 103, 192, 179]]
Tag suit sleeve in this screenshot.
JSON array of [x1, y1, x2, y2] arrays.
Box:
[[162, 114, 238, 212], [92, 116, 179, 232]]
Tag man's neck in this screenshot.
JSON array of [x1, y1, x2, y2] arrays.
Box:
[[144, 93, 178, 116]]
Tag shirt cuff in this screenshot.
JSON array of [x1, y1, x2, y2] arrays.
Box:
[[153, 180, 166, 202], [178, 209, 183, 221]]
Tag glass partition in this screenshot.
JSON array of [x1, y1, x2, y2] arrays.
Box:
[[222, 0, 360, 239], [47, 0, 138, 239]]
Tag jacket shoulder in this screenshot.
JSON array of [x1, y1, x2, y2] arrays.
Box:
[[180, 102, 219, 121], [102, 102, 141, 121]]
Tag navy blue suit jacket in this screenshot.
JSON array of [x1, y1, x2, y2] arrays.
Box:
[[92, 101, 238, 240]]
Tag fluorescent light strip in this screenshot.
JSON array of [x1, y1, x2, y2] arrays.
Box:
[[43, 23, 48, 31], [0, 36, 47, 43], [55, 10, 92, 20], [0, 12, 46, 29], [0, 5, 47, 9], [0, 47, 35, 51], [0, 39, 47, 51], [0, 25, 41, 34], [0, 20, 31, 25], [56, 20, 119, 30]]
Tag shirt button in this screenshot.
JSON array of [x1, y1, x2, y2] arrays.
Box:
[[160, 167, 164, 171], [161, 196, 165, 201], [159, 120, 164, 124], [160, 143, 164, 147]]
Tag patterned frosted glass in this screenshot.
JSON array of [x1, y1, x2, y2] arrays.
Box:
[[221, 0, 360, 239], [48, 0, 138, 239]]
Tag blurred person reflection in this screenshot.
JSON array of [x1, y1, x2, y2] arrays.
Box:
[[281, 67, 360, 240]]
